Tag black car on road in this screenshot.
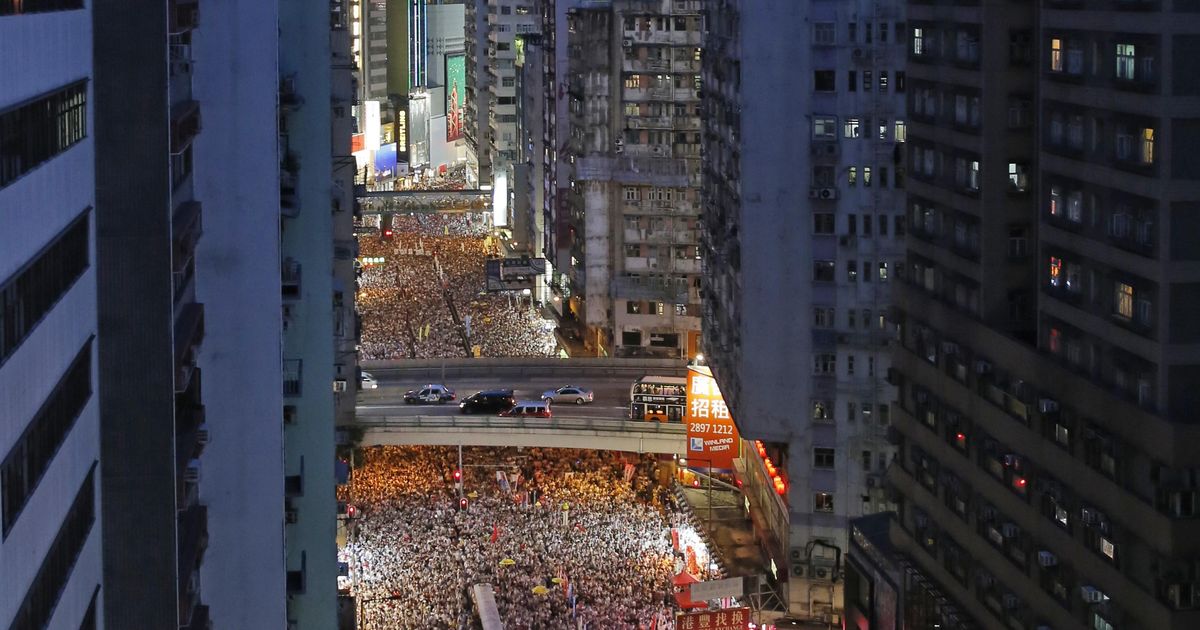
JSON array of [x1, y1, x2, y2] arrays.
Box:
[[459, 389, 516, 414], [403, 383, 456, 404]]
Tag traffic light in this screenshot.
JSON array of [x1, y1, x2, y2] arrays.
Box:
[[459, 497, 469, 511], [453, 469, 462, 482], [382, 227, 394, 240]]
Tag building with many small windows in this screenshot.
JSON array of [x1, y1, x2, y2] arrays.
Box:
[[701, 0, 905, 621], [851, 0, 1200, 628]]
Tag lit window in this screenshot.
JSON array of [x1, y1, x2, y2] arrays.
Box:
[[844, 117, 861, 138], [912, 28, 925, 56], [1115, 282, 1134, 319], [814, 492, 835, 512], [1116, 44, 1136, 80], [813, 116, 837, 140], [1048, 327, 1062, 353], [1141, 128, 1155, 165], [894, 120, 906, 142], [1100, 537, 1116, 560], [864, 166, 873, 187], [848, 166, 857, 186], [1049, 257, 1063, 287], [1050, 38, 1063, 72], [1008, 163, 1027, 192], [1049, 186, 1063, 217]]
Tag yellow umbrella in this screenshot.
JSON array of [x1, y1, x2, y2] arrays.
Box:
[[531, 585, 550, 595], [499, 558, 516, 567], [468, 491, 479, 498], [551, 577, 563, 585]]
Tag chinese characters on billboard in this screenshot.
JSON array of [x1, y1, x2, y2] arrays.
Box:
[[445, 54, 466, 142], [676, 607, 750, 630], [684, 367, 740, 471]]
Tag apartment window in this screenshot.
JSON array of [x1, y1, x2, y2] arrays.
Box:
[[895, 71, 905, 92], [862, 71, 872, 91], [848, 22, 858, 43], [1008, 163, 1028, 192], [848, 309, 857, 328], [626, 301, 642, 315], [2, 339, 92, 536], [844, 118, 861, 138], [878, 262, 889, 281], [1009, 30, 1032, 66], [848, 214, 858, 235], [868, 356, 876, 377], [814, 493, 835, 512], [848, 261, 859, 282], [862, 451, 873, 472], [0, 212, 90, 367], [813, 166, 835, 187], [848, 166, 858, 186], [814, 260, 835, 282], [9, 466, 95, 630], [879, 22, 888, 43], [814, 22, 836, 46], [968, 160, 980, 191], [625, 75, 641, 89], [813, 307, 835, 328], [0, 0, 84, 14], [1116, 128, 1135, 160], [1116, 44, 1136, 80], [814, 70, 836, 92], [1008, 227, 1028, 258], [1115, 282, 1134, 319], [624, 187, 639, 201], [956, 31, 979, 63], [813, 400, 833, 422], [848, 401, 857, 421], [879, 216, 888, 236], [1067, 41, 1083, 74], [863, 166, 873, 187], [814, 448, 835, 469], [894, 120, 906, 142], [848, 71, 857, 92], [864, 216, 873, 236], [847, 355, 856, 375], [1050, 38, 1063, 72], [1008, 99, 1032, 129], [0, 81, 88, 189], [795, 205, 828, 234], [813, 116, 837, 140], [1141, 128, 1155, 165], [814, 354, 836, 375], [879, 71, 888, 91]]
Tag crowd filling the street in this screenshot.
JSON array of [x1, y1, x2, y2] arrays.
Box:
[[339, 446, 721, 630], [356, 212, 558, 360]]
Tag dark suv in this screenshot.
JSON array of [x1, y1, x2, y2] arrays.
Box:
[[459, 389, 516, 414]]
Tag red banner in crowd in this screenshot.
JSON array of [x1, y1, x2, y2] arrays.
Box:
[[676, 607, 750, 630], [684, 368, 740, 471]]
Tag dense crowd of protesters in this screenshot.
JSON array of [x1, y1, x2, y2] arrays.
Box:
[[340, 447, 718, 630], [356, 212, 557, 359]]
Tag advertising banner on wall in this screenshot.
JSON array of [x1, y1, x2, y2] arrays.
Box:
[[445, 53, 466, 142], [363, 100, 382, 151], [374, 143, 398, 181], [676, 607, 750, 630], [684, 367, 739, 472]]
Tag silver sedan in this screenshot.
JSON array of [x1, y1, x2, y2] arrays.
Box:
[[540, 386, 594, 405]]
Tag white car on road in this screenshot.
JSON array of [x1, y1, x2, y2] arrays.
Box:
[[359, 372, 378, 390], [541, 386, 594, 405]]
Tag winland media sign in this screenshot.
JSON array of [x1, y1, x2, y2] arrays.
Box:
[[685, 368, 740, 471]]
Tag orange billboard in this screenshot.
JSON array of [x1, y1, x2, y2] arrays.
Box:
[[685, 367, 740, 471]]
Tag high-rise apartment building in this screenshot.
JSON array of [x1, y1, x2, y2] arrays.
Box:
[[1, 3, 102, 628], [847, 0, 1200, 629], [465, 0, 538, 188], [701, 0, 905, 620], [542, 0, 704, 359]]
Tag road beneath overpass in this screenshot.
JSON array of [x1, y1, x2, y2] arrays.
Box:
[[355, 358, 690, 452]]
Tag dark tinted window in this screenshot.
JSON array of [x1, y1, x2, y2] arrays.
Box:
[[0, 81, 88, 188], [0, 0, 83, 15]]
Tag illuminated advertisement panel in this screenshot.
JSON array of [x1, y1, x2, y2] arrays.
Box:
[[445, 53, 466, 142], [684, 367, 740, 472]]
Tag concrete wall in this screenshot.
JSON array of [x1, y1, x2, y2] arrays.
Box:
[[193, 0, 287, 624], [0, 10, 101, 624]]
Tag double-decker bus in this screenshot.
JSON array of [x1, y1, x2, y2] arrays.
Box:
[[629, 376, 687, 422]]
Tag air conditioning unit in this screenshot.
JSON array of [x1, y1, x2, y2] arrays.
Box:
[[333, 379, 348, 393], [1081, 586, 1105, 603], [819, 187, 837, 200], [791, 563, 806, 577], [623, 38, 633, 48], [1039, 398, 1059, 414], [975, 359, 993, 374], [789, 547, 804, 563], [196, 423, 210, 445], [1001, 522, 1019, 538], [185, 459, 201, 484], [813, 566, 832, 581], [1037, 551, 1058, 567], [652, 145, 665, 155], [1003, 594, 1020, 609]]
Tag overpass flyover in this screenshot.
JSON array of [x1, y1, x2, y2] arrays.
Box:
[[358, 415, 686, 455], [355, 187, 491, 214]]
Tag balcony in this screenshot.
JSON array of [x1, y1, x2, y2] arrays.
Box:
[[170, 100, 201, 155], [170, 0, 199, 33], [623, 143, 672, 158], [177, 504, 209, 603], [281, 258, 302, 300], [626, 115, 672, 130], [623, 28, 701, 47], [623, 228, 698, 244], [611, 275, 689, 302], [283, 358, 303, 397], [173, 201, 203, 266], [173, 303, 205, 392]]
